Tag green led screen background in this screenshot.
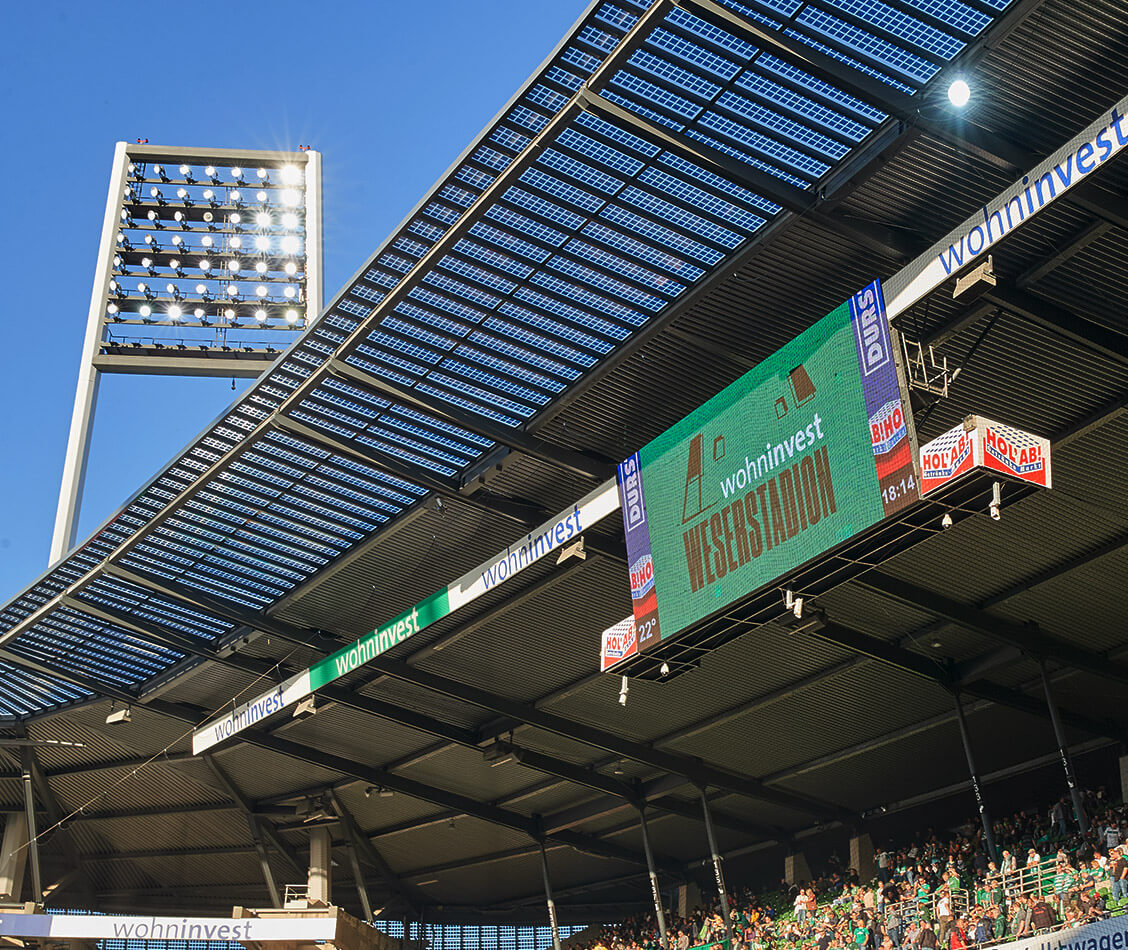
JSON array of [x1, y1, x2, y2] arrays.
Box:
[[637, 298, 888, 642]]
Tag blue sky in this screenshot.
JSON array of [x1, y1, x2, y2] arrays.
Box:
[[0, 1, 585, 600]]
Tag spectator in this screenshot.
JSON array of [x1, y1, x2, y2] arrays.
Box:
[[1111, 847, 1128, 902]]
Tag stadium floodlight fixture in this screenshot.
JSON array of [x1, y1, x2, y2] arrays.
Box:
[[168, 305, 182, 320], [989, 481, 1002, 520], [169, 258, 183, 274], [203, 188, 218, 206], [143, 233, 159, 247], [256, 190, 268, 203], [230, 212, 242, 225], [198, 258, 211, 272], [229, 258, 241, 274], [227, 284, 240, 298], [255, 260, 268, 274], [146, 208, 159, 222], [179, 163, 194, 180], [618, 675, 629, 706], [193, 306, 206, 319], [256, 167, 269, 180], [255, 236, 270, 252], [224, 307, 236, 320], [154, 164, 169, 182], [231, 166, 243, 180], [283, 285, 296, 299], [256, 211, 272, 227], [255, 284, 268, 297], [280, 235, 299, 255], [941, 512, 953, 529], [105, 705, 131, 725], [107, 302, 119, 316], [948, 78, 971, 108], [173, 210, 186, 224], [176, 187, 190, 203], [255, 308, 267, 321], [280, 164, 301, 185], [170, 234, 184, 248], [281, 212, 298, 229], [280, 189, 300, 207], [139, 303, 152, 319], [205, 164, 220, 182], [229, 235, 242, 249], [140, 256, 154, 271], [285, 308, 299, 323], [230, 189, 243, 206], [201, 235, 214, 248], [284, 261, 297, 276]]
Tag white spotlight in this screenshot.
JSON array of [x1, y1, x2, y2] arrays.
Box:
[[280, 164, 301, 185], [948, 78, 971, 108], [618, 675, 629, 707]]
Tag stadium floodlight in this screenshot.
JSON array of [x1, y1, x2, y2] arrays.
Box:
[[948, 78, 971, 107], [255, 284, 268, 297], [285, 308, 299, 323], [256, 211, 272, 227], [281, 235, 299, 255], [284, 261, 297, 276], [139, 303, 152, 319], [105, 705, 131, 725], [618, 676, 629, 706], [52, 142, 322, 563], [255, 308, 267, 321], [227, 284, 240, 298]]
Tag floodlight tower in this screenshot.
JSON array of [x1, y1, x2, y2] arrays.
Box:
[[50, 142, 323, 562]]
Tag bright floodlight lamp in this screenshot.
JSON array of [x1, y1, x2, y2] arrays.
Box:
[[52, 142, 321, 563], [948, 78, 971, 108], [255, 284, 268, 298], [255, 211, 271, 227], [139, 303, 153, 320], [255, 308, 267, 321], [141, 256, 155, 273]]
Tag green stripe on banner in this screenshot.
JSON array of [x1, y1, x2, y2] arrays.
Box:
[[308, 588, 451, 690]]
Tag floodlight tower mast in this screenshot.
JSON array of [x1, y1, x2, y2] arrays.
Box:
[[50, 142, 323, 563]]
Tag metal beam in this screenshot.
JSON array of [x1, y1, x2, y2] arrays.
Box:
[[367, 659, 851, 822], [204, 755, 304, 879], [327, 360, 614, 482], [983, 286, 1128, 366], [328, 789, 421, 919], [857, 572, 1128, 687], [807, 619, 1125, 741]]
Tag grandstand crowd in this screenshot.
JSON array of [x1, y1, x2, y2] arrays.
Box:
[[579, 788, 1128, 950]]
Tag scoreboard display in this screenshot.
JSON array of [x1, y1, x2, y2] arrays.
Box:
[[615, 280, 919, 660]]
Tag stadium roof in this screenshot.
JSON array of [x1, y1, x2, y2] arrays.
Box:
[[2, 0, 1128, 924]]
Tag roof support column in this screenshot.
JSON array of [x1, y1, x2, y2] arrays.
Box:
[[19, 750, 42, 904], [1039, 660, 1089, 836], [953, 690, 997, 864], [0, 813, 28, 902], [308, 826, 332, 906], [638, 806, 669, 949], [252, 834, 282, 909], [346, 842, 375, 924], [699, 787, 735, 948], [538, 840, 562, 950]]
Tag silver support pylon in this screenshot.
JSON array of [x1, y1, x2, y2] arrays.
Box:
[[953, 691, 997, 863], [20, 751, 42, 904], [51, 141, 130, 563], [638, 806, 669, 949], [539, 841, 562, 950], [699, 788, 734, 948], [1039, 661, 1089, 835]]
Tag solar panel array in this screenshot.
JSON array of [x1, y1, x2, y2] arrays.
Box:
[[0, 0, 1018, 716]]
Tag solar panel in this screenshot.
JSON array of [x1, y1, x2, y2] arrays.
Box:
[[0, 0, 1023, 713]]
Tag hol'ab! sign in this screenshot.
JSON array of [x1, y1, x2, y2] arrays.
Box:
[[615, 280, 919, 660]]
